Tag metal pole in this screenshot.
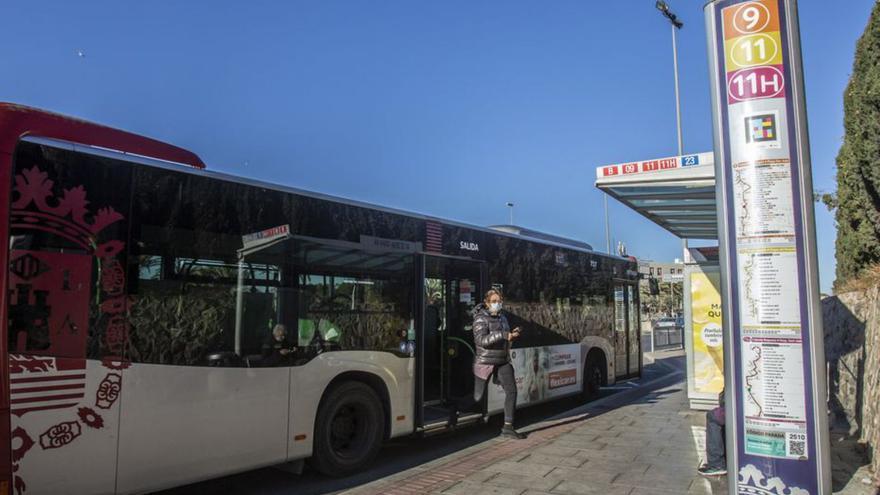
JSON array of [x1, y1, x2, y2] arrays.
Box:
[[604, 194, 611, 254], [671, 22, 684, 156], [234, 258, 246, 357]]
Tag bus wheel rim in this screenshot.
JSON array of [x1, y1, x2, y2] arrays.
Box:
[[330, 404, 365, 456]]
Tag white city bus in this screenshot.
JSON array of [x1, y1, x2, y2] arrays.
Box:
[[0, 103, 641, 494]]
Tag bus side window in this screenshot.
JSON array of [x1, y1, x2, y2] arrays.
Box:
[[127, 166, 291, 367], [294, 250, 413, 358]]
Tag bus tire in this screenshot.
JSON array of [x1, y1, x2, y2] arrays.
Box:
[[582, 351, 606, 402], [312, 381, 386, 477]]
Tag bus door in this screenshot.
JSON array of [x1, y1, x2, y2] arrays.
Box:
[[613, 284, 630, 379], [627, 285, 641, 376], [420, 256, 483, 427]]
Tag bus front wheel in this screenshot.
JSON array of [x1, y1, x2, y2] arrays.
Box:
[[312, 381, 386, 476]]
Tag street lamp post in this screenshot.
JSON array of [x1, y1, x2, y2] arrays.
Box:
[[655, 0, 684, 156], [506, 202, 514, 225], [655, 1, 690, 261]]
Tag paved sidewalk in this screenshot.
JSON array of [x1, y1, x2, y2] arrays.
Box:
[[344, 353, 727, 495], [341, 349, 880, 495]]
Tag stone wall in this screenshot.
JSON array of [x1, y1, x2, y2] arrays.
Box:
[[824, 286, 880, 483]]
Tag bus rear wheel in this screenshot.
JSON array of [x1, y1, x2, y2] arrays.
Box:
[[312, 381, 386, 477], [582, 353, 606, 402]]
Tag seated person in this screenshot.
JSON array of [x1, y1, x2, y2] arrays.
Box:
[[699, 389, 727, 477], [261, 324, 296, 366]]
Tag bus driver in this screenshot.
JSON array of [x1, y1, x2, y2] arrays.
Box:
[[262, 324, 296, 366]]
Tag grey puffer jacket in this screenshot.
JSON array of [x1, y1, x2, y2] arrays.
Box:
[[472, 304, 511, 366]]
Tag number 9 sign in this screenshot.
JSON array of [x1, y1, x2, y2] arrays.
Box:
[[732, 2, 771, 34]]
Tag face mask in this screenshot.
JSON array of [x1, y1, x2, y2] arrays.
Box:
[[489, 302, 502, 313]]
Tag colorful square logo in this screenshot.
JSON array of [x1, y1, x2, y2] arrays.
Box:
[[745, 114, 777, 143]]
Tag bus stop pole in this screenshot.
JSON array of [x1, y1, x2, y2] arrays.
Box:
[[704, 1, 830, 493]]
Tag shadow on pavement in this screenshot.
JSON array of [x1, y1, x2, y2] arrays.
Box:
[[154, 353, 684, 495]]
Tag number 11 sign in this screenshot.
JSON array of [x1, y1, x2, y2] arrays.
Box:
[[705, 1, 831, 494]]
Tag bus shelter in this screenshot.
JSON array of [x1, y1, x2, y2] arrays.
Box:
[[596, 152, 724, 409]]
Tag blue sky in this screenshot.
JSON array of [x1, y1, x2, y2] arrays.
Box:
[[1, 1, 872, 293]]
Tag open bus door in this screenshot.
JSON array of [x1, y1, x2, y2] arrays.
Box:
[[418, 255, 485, 431], [613, 282, 641, 380]]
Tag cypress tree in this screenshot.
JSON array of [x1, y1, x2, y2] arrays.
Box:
[[834, 1, 880, 285]]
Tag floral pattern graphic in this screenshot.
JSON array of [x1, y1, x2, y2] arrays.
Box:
[[10, 427, 35, 463], [77, 407, 105, 429], [95, 373, 122, 410], [38, 421, 82, 450]]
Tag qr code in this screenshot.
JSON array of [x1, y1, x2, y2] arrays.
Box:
[[787, 432, 807, 457]]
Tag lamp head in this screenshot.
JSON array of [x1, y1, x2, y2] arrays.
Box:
[[656, 1, 683, 29]]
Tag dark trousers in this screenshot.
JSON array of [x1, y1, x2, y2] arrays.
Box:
[[474, 362, 517, 424], [706, 409, 726, 469]]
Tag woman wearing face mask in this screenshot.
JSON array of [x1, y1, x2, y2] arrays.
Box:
[[472, 288, 524, 439]]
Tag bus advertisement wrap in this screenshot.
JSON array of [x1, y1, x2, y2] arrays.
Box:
[[488, 344, 581, 410]]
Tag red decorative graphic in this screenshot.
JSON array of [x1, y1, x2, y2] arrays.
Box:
[[9, 354, 55, 374], [9, 253, 49, 281], [11, 165, 132, 361], [101, 297, 132, 359], [95, 240, 124, 259], [38, 421, 82, 450], [60, 315, 80, 335], [101, 260, 125, 295], [14, 474, 26, 495], [11, 167, 123, 237], [101, 356, 131, 371], [100, 296, 129, 315], [11, 427, 35, 463], [426, 221, 443, 253], [105, 315, 129, 349], [9, 355, 86, 417], [95, 373, 122, 409], [9, 251, 92, 357], [77, 407, 105, 429], [8, 165, 131, 494]]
